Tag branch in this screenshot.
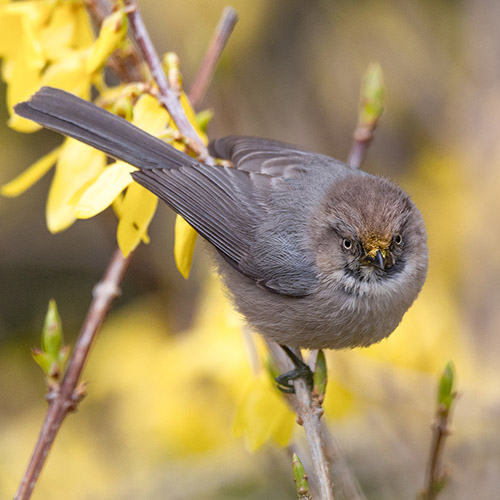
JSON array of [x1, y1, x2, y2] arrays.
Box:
[[294, 377, 334, 500], [419, 362, 457, 500], [422, 411, 450, 500], [14, 3, 236, 499], [123, 0, 211, 162], [347, 62, 384, 169], [14, 249, 132, 500], [268, 343, 334, 500], [188, 7, 238, 107]]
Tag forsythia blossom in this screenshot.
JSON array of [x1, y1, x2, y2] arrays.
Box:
[[0, 1, 204, 268]]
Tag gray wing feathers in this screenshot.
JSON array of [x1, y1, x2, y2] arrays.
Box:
[[210, 136, 313, 174], [16, 88, 320, 296], [133, 165, 317, 296], [132, 165, 260, 268], [209, 136, 342, 180]]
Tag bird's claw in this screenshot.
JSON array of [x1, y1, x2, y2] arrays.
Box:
[[275, 345, 314, 394]]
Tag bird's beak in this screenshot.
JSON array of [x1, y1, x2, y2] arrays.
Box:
[[370, 249, 385, 270]]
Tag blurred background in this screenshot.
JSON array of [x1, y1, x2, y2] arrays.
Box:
[[1, 0, 500, 498]]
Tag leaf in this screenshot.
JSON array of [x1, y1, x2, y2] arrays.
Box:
[[313, 350, 327, 398], [42, 299, 63, 359], [438, 361, 455, 410], [359, 61, 385, 126]]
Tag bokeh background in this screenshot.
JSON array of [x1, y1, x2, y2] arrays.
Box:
[[1, 0, 500, 498]]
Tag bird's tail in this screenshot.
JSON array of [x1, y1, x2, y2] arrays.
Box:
[[14, 87, 195, 170]]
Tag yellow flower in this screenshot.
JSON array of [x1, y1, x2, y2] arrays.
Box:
[[1, 146, 61, 197], [73, 93, 170, 255], [174, 216, 198, 278], [0, 1, 95, 131], [47, 139, 107, 233], [233, 374, 295, 451], [1, 1, 209, 272], [86, 9, 128, 74]]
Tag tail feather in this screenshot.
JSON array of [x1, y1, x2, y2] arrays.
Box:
[[14, 87, 196, 170]]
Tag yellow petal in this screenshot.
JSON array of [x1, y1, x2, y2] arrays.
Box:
[[46, 139, 106, 233], [174, 215, 198, 278], [132, 94, 170, 135], [38, 2, 78, 62], [1, 146, 61, 197], [0, 6, 24, 59], [40, 49, 91, 99], [76, 161, 135, 219], [86, 10, 127, 74], [6, 57, 42, 132], [322, 377, 354, 420], [18, 6, 47, 71], [117, 183, 158, 257], [233, 376, 294, 451], [180, 92, 208, 145], [71, 4, 94, 48]]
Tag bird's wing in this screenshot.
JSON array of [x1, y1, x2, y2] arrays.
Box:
[[134, 137, 325, 296], [210, 135, 320, 175], [15, 88, 319, 295], [132, 163, 262, 274]]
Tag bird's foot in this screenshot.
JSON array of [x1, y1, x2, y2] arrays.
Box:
[[275, 345, 314, 393]]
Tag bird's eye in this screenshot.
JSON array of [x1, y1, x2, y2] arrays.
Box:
[[394, 233, 403, 245], [342, 238, 352, 250]]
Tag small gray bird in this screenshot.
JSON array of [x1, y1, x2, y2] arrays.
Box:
[[15, 87, 428, 352]]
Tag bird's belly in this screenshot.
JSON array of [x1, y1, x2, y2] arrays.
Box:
[[219, 264, 405, 350]]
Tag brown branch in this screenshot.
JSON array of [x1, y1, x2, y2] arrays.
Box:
[[294, 378, 334, 500], [14, 249, 132, 500], [347, 124, 375, 169], [420, 365, 457, 500], [14, 3, 236, 499], [123, 0, 211, 162], [188, 7, 238, 107], [347, 62, 384, 169], [421, 406, 451, 500], [268, 342, 334, 500]]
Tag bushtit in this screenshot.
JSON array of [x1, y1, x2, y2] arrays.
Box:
[[15, 87, 428, 352]]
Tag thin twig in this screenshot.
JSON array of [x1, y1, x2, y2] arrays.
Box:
[[420, 363, 457, 500], [347, 124, 375, 169], [14, 2, 236, 499], [123, 0, 211, 161], [421, 406, 451, 500], [14, 249, 132, 500], [188, 7, 238, 107], [268, 342, 334, 500], [294, 379, 334, 500], [347, 62, 384, 169]]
